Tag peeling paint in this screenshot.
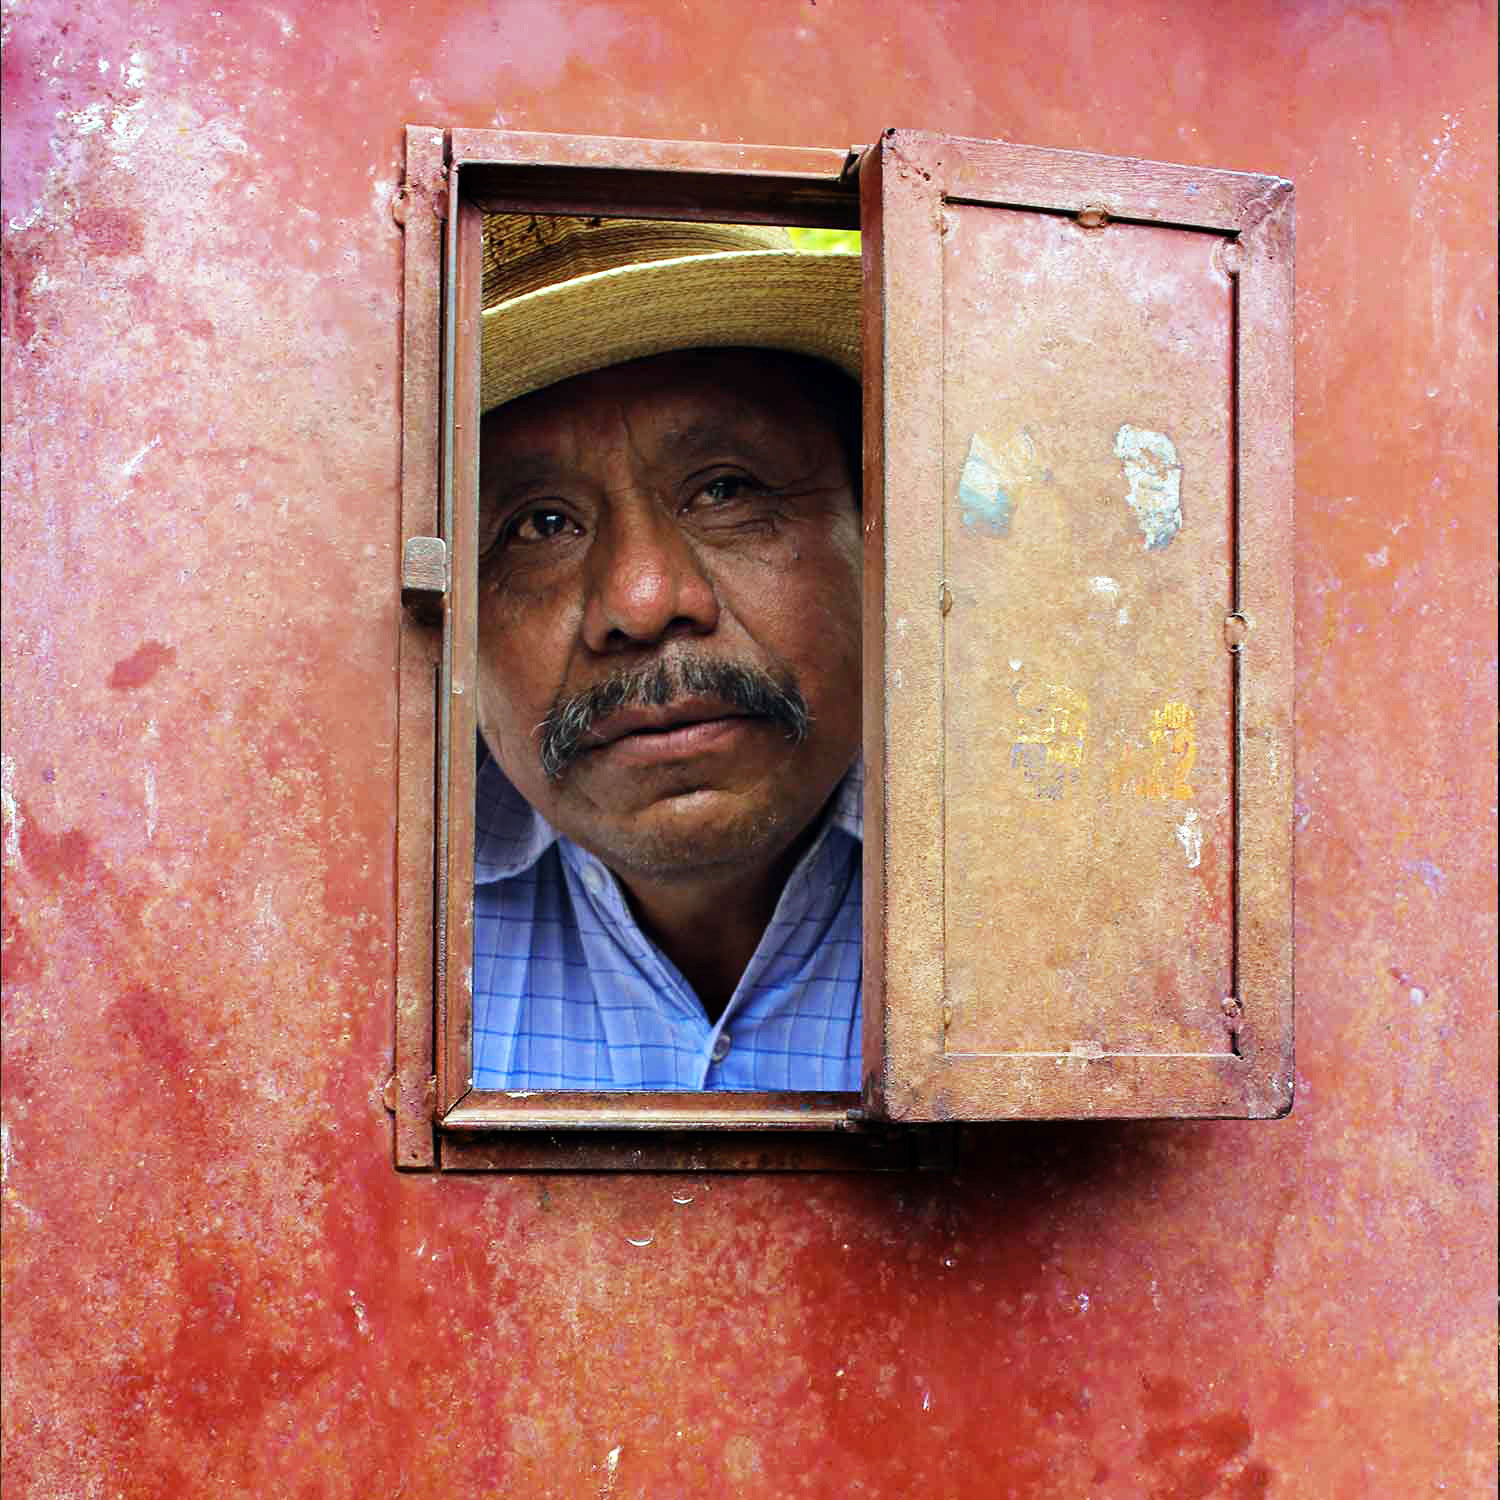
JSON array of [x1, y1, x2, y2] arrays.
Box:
[[956, 428, 1044, 535], [1175, 808, 1203, 868], [957, 432, 1013, 533], [1112, 701, 1198, 800], [1115, 424, 1183, 549], [1088, 575, 1132, 627], [1010, 682, 1088, 799], [348, 1290, 371, 1338], [1, 754, 21, 868]]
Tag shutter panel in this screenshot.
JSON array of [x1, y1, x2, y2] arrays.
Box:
[[860, 130, 1293, 1121]]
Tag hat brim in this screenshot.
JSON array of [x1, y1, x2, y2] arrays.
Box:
[[479, 250, 861, 413]]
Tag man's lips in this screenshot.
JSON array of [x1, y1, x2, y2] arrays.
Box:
[[582, 700, 757, 751]]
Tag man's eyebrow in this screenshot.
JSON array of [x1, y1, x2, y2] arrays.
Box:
[[481, 455, 571, 505], [652, 419, 788, 459]]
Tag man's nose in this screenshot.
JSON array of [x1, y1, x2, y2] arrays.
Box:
[[581, 499, 720, 652]]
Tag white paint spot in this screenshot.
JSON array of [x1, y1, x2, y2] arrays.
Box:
[[1009, 658, 1023, 672], [144, 767, 158, 841], [1, 1123, 12, 1185], [605, 1445, 621, 1476], [348, 1290, 370, 1337], [670, 1193, 694, 1205], [1087, 575, 1120, 600], [108, 100, 150, 152], [124, 51, 148, 88], [1117, 607, 1131, 627], [120, 435, 160, 480], [922, 1389, 931, 1411], [248, 882, 278, 963], [1175, 808, 1203, 868], [625, 1234, 654, 1247], [1, 754, 21, 869], [1114, 424, 1183, 550], [1076, 1292, 1090, 1312], [67, 102, 109, 136], [98, 57, 111, 74], [1365, 545, 1389, 567], [1410, 987, 1426, 1006]]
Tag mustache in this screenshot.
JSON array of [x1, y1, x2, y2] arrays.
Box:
[[536, 654, 811, 781]]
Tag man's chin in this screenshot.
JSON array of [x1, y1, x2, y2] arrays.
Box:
[[562, 786, 803, 888]]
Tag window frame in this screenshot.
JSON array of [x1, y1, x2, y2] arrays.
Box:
[[390, 126, 1293, 1172], [394, 126, 937, 1171]]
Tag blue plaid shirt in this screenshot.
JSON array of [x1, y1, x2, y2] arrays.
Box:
[[471, 755, 863, 1091]]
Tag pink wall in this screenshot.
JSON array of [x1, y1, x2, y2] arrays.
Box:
[[3, 2, 1494, 1493]]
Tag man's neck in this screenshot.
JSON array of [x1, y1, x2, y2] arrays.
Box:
[[616, 836, 811, 1025]]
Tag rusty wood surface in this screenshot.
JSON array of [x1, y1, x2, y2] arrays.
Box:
[[1232, 185, 1297, 1113], [856, 140, 891, 1109], [464, 175, 860, 229], [867, 130, 1293, 1122], [392, 125, 446, 1169], [452, 129, 859, 227], [441, 1091, 859, 1131], [449, 128, 852, 177], [939, 131, 1289, 231], [893, 1054, 1256, 1121], [860, 131, 949, 1121], [437, 195, 484, 1118]]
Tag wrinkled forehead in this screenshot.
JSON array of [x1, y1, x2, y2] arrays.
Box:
[[478, 347, 860, 484]]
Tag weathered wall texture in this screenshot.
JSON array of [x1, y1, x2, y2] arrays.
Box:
[[3, 2, 1494, 1494]]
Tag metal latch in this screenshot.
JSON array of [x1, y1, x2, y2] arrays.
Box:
[[401, 535, 447, 622]]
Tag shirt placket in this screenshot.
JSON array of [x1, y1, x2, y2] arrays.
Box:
[[566, 846, 715, 1088]]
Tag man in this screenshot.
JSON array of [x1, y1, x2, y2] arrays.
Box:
[[469, 215, 863, 1092]]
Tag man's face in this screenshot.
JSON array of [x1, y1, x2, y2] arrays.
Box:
[[475, 348, 862, 891]]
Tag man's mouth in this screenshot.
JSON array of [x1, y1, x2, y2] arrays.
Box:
[[536, 653, 810, 781], [583, 701, 755, 750]]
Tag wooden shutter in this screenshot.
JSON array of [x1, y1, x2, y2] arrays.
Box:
[[859, 130, 1294, 1121]]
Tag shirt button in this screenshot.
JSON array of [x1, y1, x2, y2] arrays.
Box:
[[710, 1034, 732, 1064]]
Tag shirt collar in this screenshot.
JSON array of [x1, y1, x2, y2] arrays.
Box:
[[474, 751, 864, 885]]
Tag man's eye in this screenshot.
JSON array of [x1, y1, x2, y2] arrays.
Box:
[[506, 507, 576, 543], [697, 475, 763, 505]]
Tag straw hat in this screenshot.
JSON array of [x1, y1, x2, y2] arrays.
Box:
[[480, 214, 861, 413]]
